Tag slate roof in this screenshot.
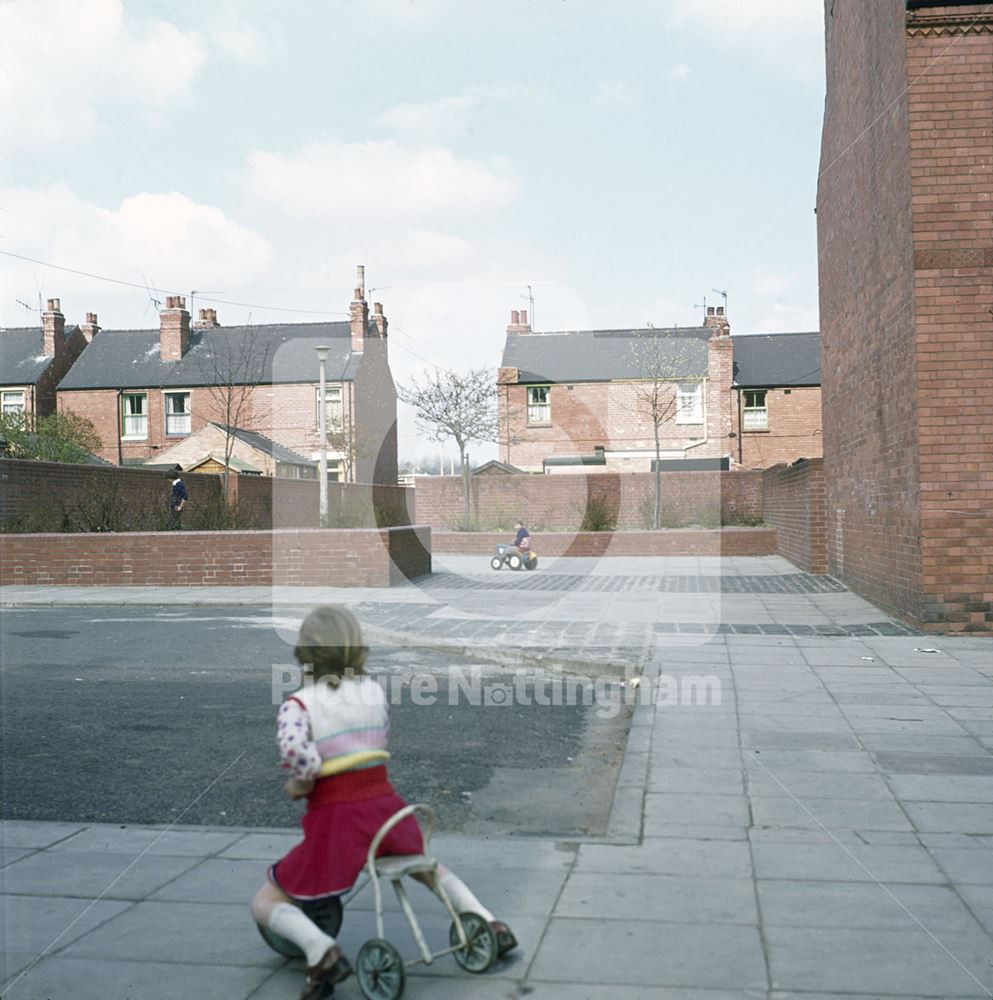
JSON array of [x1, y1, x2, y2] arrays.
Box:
[[211, 423, 314, 467], [58, 321, 363, 391], [732, 331, 821, 388], [501, 327, 711, 383], [0, 326, 77, 386]]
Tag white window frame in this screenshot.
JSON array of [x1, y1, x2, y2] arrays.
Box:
[[675, 382, 703, 424], [743, 389, 768, 431], [1, 389, 26, 415], [164, 390, 192, 436], [121, 392, 148, 440], [527, 385, 551, 425], [315, 385, 343, 431]]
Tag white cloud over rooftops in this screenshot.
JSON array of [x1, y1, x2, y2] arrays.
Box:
[[0, 0, 206, 149], [373, 83, 532, 139], [243, 139, 519, 223]]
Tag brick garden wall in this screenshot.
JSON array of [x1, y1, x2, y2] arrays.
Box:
[[0, 527, 431, 588], [433, 528, 777, 558], [762, 460, 827, 575], [0, 459, 414, 531], [414, 470, 763, 531]]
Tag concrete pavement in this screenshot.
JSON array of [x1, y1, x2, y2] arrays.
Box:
[[3, 556, 993, 998]]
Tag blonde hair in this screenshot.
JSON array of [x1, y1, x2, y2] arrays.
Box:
[[294, 605, 368, 682]]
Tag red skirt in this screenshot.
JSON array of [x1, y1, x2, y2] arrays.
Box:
[[269, 766, 425, 901]]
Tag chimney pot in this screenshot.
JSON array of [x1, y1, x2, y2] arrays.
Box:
[[520, 309, 528, 326], [356, 265, 365, 295], [46, 298, 61, 312], [511, 310, 520, 324], [707, 306, 715, 316], [86, 312, 97, 324], [716, 306, 724, 316], [199, 308, 207, 320], [354, 287, 364, 301], [374, 302, 383, 315]]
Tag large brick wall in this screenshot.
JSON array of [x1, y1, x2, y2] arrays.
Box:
[[0, 527, 431, 588], [762, 460, 827, 575], [432, 528, 777, 558], [818, 1, 993, 631], [0, 459, 413, 531], [414, 470, 763, 531]]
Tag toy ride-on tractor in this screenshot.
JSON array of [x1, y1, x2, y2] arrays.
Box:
[[490, 543, 538, 572]]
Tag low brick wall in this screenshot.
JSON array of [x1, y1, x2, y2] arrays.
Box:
[[0, 458, 414, 531], [434, 528, 777, 558], [762, 460, 827, 574], [415, 470, 763, 531], [0, 527, 431, 588]]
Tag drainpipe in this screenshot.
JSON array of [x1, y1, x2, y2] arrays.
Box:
[[736, 388, 743, 465], [116, 389, 124, 466]]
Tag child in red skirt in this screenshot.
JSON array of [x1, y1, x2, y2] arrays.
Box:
[[250, 605, 517, 1000]]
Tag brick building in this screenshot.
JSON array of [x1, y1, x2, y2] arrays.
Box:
[[0, 299, 94, 420], [497, 308, 821, 473], [817, 0, 992, 630], [57, 273, 399, 485]]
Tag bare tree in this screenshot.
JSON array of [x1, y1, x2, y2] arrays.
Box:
[[198, 327, 272, 499], [398, 367, 497, 522], [630, 333, 688, 529]]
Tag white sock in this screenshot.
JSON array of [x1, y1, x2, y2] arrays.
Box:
[[436, 871, 494, 922], [267, 902, 336, 967]]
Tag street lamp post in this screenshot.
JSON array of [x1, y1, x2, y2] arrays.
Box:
[[316, 345, 330, 528]]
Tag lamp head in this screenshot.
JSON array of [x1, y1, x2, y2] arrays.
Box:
[[315, 345, 330, 362]]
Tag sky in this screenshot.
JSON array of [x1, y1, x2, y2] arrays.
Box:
[[0, 0, 827, 464]]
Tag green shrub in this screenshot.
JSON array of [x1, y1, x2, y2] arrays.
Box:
[[578, 494, 617, 532]]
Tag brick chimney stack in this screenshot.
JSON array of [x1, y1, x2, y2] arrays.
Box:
[[372, 301, 388, 338], [506, 308, 531, 334], [704, 305, 730, 337], [41, 298, 64, 357], [80, 312, 100, 344], [350, 269, 369, 353], [192, 307, 220, 330], [160, 295, 191, 361]]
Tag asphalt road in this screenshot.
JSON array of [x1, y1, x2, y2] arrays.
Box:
[[0, 606, 630, 836]]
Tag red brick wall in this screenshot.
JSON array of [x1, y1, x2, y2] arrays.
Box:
[[819, 1, 993, 631], [735, 388, 823, 469], [0, 459, 413, 531], [433, 528, 776, 558], [906, 6, 993, 632], [414, 470, 763, 530], [762, 460, 827, 574], [818, 0, 924, 621], [0, 527, 431, 588]]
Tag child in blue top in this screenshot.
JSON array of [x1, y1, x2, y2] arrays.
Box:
[[251, 605, 517, 1000]]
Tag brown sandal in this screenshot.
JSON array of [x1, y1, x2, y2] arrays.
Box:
[[300, 944, 352, 1000], [489, 920, 518, 957]]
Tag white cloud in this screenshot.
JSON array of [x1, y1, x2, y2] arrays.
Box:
[[207, 1, 280, 63], [592, 80, 635, 108], [666, 0, 824, 84], [667, 63, 692, 82], [0, 184, 272, 326], [752, 301, 819, 334], [243, 139, 519, 223], [0, 0, 206, 149], [753, 268, 796, 298], [373, 84, 531, 140]]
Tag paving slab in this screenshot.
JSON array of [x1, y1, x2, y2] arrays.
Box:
[[574, 838, 753, 878], [750, 842, 948, 883], [764, 924, 993, 996], [530, 918, 768, 990], [555, 871, 758, 925], [927, 847, 993, 885], [1, 850, 201, 900], [1, 957, 272, 1000], [51, 824, 243, 857], [903, 802, 993, 834], [643, 792, 749, 828], [750, 795, 914, 832], [0, 895, 133, 953], [0, 821, 86, 849]]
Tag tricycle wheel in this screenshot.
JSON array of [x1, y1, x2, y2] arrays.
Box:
[[356, 938, 405, 1000], [507, 553, 523, 570], [490, 556, 503, 571], [450, 912, 497, 973]]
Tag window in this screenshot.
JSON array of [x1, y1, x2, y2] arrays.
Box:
[[315, 385, 343, 430], [527, 386, 551, 425], [1, 389, 25, 414], [121, 393, 147, 439], [164, 392, 191, 435], [675, 382, 703, 424], [743, 390, 768, 431]]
